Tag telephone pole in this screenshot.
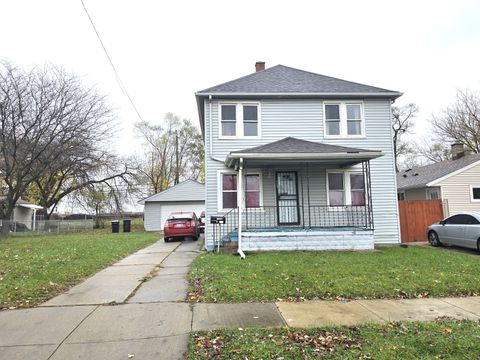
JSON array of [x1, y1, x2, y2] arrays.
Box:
[[175, 130, 179, 185]]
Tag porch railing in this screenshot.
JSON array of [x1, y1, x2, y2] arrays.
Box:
[[244, 205, 373, 230], [212, 207, 238, 250]]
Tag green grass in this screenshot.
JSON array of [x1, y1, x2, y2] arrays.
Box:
[[0, 229, 160, 309], [188, 246, 480, 302], [189, 319, 480, 359]]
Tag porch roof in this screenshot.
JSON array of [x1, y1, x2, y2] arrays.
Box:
[[225, 137, 382, 168]]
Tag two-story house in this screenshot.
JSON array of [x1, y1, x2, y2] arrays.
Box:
[[195, 62, 402, 256]]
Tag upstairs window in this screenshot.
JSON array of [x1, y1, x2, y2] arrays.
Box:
[[325, 104, 341, 136], [347, 104, 362, 135], [243, 106, 258, 136], [324, 102, 364, 138], [220, 105, 236, 136], [219, 103, 260, 138]]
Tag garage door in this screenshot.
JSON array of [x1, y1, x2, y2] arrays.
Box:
[[144, 201, 205, 231]]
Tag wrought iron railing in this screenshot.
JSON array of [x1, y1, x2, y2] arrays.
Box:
[[244, 205, 373, 230], [212, 207, 238, 250]]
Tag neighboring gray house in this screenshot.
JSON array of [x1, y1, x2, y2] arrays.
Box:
[[139, 180, 205, 231], [195, 62, 402, 254], [0, 197, 43, 230], [397, 144, 480, 216]]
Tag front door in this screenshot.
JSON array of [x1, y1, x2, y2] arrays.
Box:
[[276, 171, 300, 225]]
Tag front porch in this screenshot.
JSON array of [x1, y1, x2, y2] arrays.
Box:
[[210, 137, 381, 253]]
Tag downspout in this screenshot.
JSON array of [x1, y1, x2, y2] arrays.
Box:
[[237, 158, 246, 259]]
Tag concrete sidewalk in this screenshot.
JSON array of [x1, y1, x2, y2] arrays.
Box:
[[276, 296, 480, 327], [3, 236, 480, 360]]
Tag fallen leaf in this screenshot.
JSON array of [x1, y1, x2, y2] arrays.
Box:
[[442, 327, 453, 334]]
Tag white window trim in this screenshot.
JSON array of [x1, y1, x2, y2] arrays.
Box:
[[323, 101, 366, 139], [426, 188, 440, 200], [218, 102, 261, 139], [326, 170, 366, 207], [217, 169, 263, 212], [470, 185, 480, 202]]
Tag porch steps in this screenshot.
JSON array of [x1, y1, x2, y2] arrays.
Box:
[[220, 241, 239, 254]]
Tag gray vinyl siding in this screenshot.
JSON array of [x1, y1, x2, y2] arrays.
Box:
[[204, 98, 400, 249], [402, 188, 428, 200], [143, 180, 204, 202], [144, 202, 163, 231]]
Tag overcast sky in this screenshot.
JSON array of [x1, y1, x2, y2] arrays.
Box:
[[2, 0, 480, 154]]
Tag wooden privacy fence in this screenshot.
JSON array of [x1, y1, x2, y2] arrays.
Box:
[[398, 200, 444, 243]]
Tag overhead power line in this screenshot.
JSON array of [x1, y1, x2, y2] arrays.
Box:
[[80, 0, 144, 122]]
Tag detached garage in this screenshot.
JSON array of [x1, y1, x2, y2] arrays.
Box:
[[139, 180, 205, 231]]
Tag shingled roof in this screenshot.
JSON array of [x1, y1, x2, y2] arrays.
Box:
[[231, 137, 377, 155], [197, 65, 402, 96], [397, 154, 480, 190], [224, 137, 382, 167]]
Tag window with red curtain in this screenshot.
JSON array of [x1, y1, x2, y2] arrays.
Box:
[[222, 174, 237, 209], [245, 174, 260, 207]]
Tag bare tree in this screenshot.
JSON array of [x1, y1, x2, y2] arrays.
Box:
[[392, 103, 419, 172], [134, 113, 204, 196], [0, 61, 126, 228], [431, 89, 480, 153], [72, 179, 129, 228], [417, 141, 452, 163]]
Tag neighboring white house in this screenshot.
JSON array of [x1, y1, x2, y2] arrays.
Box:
[[397, 144, 480, 216], [139, 180, 205, 231], [0, 197, 43, 230], [195, 62, 402, 253]]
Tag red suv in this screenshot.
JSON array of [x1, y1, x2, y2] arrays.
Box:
[[163, 212, 200, 242]]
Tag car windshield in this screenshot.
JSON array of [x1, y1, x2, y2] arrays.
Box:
[[168, 213, 193, 221]]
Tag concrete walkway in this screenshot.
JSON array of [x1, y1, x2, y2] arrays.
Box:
[[0, 239, 284, 360], [3, 238, 480, 359]]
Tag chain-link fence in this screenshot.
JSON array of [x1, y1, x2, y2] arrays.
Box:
[[0, 219, 94, 236]]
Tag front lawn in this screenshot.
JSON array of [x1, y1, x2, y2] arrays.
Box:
[[0, 230, 160, 309], [189, 319, 480, 359], [188, 246, 480, 302]]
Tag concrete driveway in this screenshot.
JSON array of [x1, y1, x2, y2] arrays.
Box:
[[0, 238, 285, 360]]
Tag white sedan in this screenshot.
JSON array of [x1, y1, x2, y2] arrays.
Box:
[[427, 212, 480, 251]]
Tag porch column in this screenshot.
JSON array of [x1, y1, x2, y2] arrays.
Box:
[[237, 158, 245, 258], [32, 208, 37, 231], [366, 160, 374, 229]]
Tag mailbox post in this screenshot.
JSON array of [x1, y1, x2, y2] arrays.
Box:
[[210, 216, 226, 252]]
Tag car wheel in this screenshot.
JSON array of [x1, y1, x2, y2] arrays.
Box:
[[428, 231, 441, 247], [164, 237, 170, 243]]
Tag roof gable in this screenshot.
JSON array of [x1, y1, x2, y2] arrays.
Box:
[[397, 154, 480, 190], [139, 180, 205, 204], [197, 65, 401, 96]]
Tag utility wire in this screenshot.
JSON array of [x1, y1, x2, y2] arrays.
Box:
[[80, 0, 145, 122]]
